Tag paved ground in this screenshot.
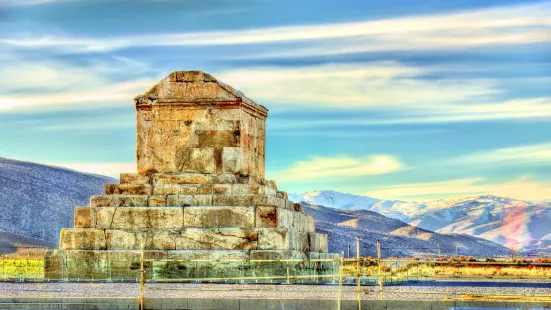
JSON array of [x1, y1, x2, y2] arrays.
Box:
[[0, 281, 550, 301]]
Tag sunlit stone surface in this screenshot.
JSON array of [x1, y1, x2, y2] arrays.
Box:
[[45, 71, 336, 280]]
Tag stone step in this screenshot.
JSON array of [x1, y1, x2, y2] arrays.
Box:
[[74, 206, 315, 232], [103, 183, 279, 197], [119, 172, 278, 189], [104, 184, 152, 195], [60, 228, 311, 251], [44, 249, 335, 280], [90, 194, 295, 210]]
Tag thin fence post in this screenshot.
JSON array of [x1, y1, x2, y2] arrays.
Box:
[[286, 261, 290, 284], [139, 242, 145, 310], [338, 251, 344, 310], [356, 236, 361, 310], [377, 240, 384, 300]]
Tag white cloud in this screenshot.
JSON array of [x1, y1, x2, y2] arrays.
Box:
[[364, 176, 551, 202], [268, 154, 404, 183], [216, 63, 551, 122], [0, 79, 155, 111], [48, 162, 135, 178], [2, 2, 549, 54], [0, 0, 59, 5], [458, 143, 551, 165], [217, 62, 498, 108], [0, 53, 159, 111]]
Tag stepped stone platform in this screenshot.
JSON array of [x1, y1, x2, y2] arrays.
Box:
[[45, 71, 337, 280]]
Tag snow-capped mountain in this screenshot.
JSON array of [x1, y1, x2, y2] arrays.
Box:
[[302, 203, 510, 257], [291, 190, 551, 253], [289, 190, 379, 210], [0, 157, 116, 243]]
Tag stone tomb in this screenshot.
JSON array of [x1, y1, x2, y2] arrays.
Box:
[[45, 71, 336, 280]]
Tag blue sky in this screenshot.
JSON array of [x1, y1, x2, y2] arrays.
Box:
[[1, 0, 550, 201]]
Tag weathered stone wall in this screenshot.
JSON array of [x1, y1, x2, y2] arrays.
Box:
[[135, 71, 267, 178]]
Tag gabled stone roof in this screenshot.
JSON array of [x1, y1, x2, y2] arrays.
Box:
[[134, 70, 268, 115]]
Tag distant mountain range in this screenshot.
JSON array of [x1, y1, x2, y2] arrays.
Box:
[[0, 157, 115, 244], [0, 157, 543, 257], [301, 203, 510, 257], [290, 190, 551, 254]]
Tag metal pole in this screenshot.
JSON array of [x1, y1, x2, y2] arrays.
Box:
[[286, 261, 290, 284], [348, 243, 350, 259], [356, 236, 361, 310], [338, 251, 344, 310], [139, 242, 145, 310], [377, 240, 383, 300]]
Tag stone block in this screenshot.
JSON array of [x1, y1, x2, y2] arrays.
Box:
[[184, 206, 255, 228], [119, 173, 150, 185], [213, 184, 231, 194], [95, 207, 184, 229], [105, 184, 152, 195], [212, 194, 285, 207], [153, 184, 213, 195], [167, 194, 212, 206], [90, 195, 148, 207], [74, 206, 93, 228], [257, 228, 287, 250], [60, 229, 106, 250], [264, 186, 277, 196], [153, 173, 210, 185], [148, 195, 167, 207], [173, 147, 215, 174], [263, 180, 277, 189], [196, 129, 240, 148], [176, 228, 258, 250], [308, 233, 328, 253], [221, 147, 242, 174], [209, 174, 237, 184], [285, 228, 310, 252], [256, 206, 278, 228], [105, 230, 179, 250], [234, 174, 262, 185], [285, 199, 295, 210], [293, 212, 316, 233], [231, 184, 262, 195], [276, 191, 288, 200]]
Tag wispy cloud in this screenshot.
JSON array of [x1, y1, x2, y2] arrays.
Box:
[[268, 154, 404, 183], [458, 143, 551, 165], [364, 176, 551, 202], [1, 0, 59, 5], [0, 53, 159, 111], [216, 63, 551, 122], [2, 2, 550, 54], [217, 62, 499, 108]]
